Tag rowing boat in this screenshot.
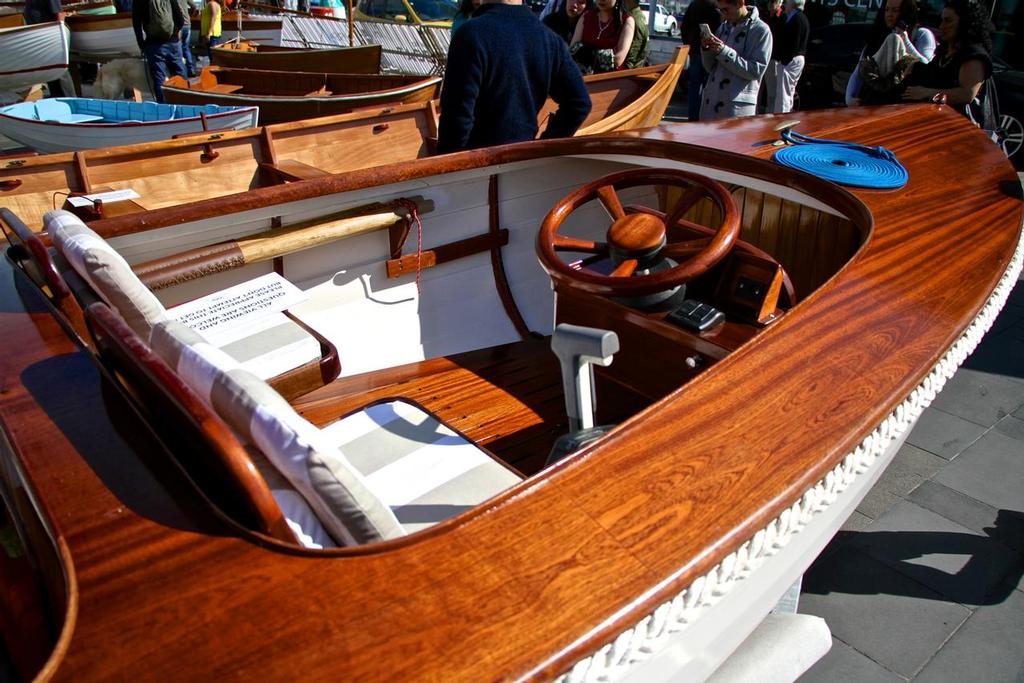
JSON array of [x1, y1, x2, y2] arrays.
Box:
[[162, 66, 443, 125], [0, 20, 69, 91], [0, 102, 1019, 681], [210, 41, 383, 74], [0, 49, 686, 229], [0, 98, 260, 152], [67, 11, 284, 60]]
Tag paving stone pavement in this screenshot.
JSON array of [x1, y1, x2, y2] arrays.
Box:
[[799, 269, 1024, 682]]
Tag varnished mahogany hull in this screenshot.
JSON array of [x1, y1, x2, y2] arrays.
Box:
[[163, 68, 443, 125], [0, 105, 1020, 681]]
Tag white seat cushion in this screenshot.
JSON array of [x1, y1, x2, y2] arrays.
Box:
[[150, 317, 404, 546], [48, 210, 322, 379], [318, 400, 523, 534], [47, 209, 167, 340]]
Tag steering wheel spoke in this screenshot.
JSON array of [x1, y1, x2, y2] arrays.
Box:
[[662, 237, 712, 260], [610, 259, 639, 278], [553, 235, 607, 254], [595, 184, 626, 221], [664, 184, 712, 229]]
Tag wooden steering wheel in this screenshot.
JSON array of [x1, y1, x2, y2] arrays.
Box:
[[537, 168, 741, 298]]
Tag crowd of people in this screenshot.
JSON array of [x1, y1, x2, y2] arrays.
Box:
[[438, 0, 997, 152], [24, 0, 997, 147]]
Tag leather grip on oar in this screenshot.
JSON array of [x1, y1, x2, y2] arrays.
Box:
[[135, 242, 246, 291]]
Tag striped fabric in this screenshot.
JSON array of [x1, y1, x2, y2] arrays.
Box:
[[47, 210, 320, 380], [47, 209, 167, 340], [317, 401, 523, 534], [150, 317, 404, 546]]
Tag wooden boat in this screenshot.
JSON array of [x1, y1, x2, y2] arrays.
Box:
[[210, 41, 382, 74], [0, 20, 69, 91], [65, 11, 136, 58], [0, 51, 686, 230], [0, 98, 259, 153], [0, 52, 684, 228], [162, 66, 442, 125], [0, 103, 1019, 681], [68, 12, 284, 59], [0, 12, 23, 27], [191, 11, 284, 46]]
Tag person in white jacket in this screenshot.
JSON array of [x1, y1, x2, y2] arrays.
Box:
[[845, 0, 935, 106]]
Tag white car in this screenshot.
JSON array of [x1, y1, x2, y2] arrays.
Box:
[[639, 2, 678, 36]]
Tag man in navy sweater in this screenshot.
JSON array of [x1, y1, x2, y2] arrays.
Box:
[[437, 0, 592, 154]]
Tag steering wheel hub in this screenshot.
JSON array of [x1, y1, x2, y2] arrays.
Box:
[[607, 213, 667, 262]]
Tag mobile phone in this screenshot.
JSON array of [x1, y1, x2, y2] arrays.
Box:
[[699, 23, 713, 40], [895, 19, 909, 33]]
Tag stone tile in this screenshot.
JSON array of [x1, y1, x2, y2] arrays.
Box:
[[914, 585, 1024, 683], [798, 637, 905, 683], [905, 407, 987, 460], [800, 546, 971, 677], [993, 414, 1024, 440], [854, 444, 944, 519], [840, 510, 874, 533], [908, 481, 1024, 554], [856, 486, 902, 520], [929, 367, 1024, 427], [851, 500, 1023, 606], [933, 426, 1024, 512]]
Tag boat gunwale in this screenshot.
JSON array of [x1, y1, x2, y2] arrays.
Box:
[[1, 104, 1020, 681]]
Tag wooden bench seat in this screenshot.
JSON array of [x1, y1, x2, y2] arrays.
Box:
[[206, 83, 245, 94], [259, 159, 333, 183]]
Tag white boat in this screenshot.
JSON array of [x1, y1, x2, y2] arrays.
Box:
[[0, 97, 258, 152], [65, 11, 137, 58], [0, 20, 69, 91]]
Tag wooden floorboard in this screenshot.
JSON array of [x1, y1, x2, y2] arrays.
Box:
[[291, 337, 652, 475]]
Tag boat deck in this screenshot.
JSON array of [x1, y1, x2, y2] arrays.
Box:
[[800, 269, 1024, 681], [292, 337, 652, 476]]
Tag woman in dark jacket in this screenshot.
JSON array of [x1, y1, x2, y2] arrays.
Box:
[[903, 0, 992, 114]]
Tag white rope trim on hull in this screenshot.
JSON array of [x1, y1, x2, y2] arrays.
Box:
[[555, 224, 1024, 683]]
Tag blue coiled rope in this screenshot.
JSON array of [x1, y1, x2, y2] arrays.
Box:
[[772, 129, 909, 189]]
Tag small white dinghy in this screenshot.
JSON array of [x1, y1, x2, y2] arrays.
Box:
[[0, 97, 259, 152], [0, 20, 70, 91]]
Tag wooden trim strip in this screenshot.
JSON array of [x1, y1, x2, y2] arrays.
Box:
[[384, 229, 509, 278], [487, 174, 531, 339]]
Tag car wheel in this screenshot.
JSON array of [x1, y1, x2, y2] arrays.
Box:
[[669, 21, 679, 37], [998, 112, 1024, 160]]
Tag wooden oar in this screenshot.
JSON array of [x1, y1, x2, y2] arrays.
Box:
[[134, 197, 433, 290]]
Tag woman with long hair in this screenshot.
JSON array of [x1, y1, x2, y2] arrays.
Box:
[[569, 0, 635, 73], [845, 0, 936, 105], [902, 0, 993, 113], [544, 0, 588, 44]]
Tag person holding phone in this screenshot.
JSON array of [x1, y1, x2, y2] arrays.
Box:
[[698, 0, 772, 120]]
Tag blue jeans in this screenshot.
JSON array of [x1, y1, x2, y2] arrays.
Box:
[[206, 34, 221, 61], [143, 41, 186, 103], [180, 25, 196, 76], [687, 51, 707, 122]]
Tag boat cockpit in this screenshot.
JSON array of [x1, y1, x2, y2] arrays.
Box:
[[2, 141, 868, 552]]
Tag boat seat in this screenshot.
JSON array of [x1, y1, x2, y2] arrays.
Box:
[[34, 99, 104, 123], [149, 316, 523, 544], [45, 210, 339, 399]]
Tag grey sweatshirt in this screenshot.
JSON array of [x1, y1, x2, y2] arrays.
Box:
[[699, 5, 772, 119]]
